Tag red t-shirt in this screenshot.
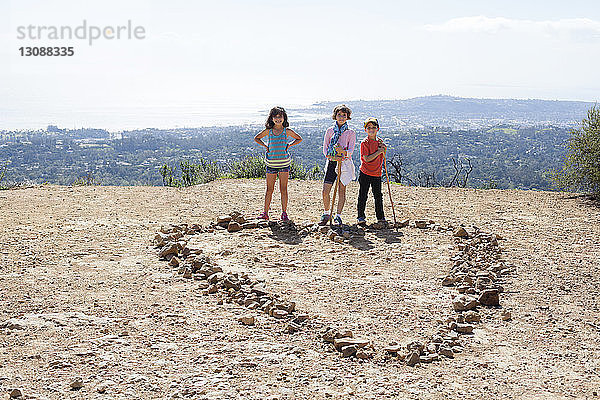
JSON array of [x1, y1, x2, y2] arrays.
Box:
[[360, 137, 384, 177]]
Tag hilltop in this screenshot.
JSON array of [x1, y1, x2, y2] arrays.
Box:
[[0, 180, 599, 399]]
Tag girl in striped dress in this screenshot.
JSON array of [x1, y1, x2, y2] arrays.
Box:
[[254, 106, 302, 221]]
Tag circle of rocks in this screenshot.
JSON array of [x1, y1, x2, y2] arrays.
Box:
[[153, 212, 514, 366]]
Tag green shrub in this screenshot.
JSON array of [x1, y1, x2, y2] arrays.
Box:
[[160, 158, 222, 187], [161, 155, 319, 185], [552, 105, 600, 196], [73, 173, 100, 186], [289, 158, 308, 180], [227, 156, 266, 179], [0, 163, 6, 190], [479, 178, 499, 190]]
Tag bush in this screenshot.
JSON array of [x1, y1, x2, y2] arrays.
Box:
[[160, 158, 221, 187], [161, 155, 320, 185], [227, 156, 266, 179], [552, 105, 600, 196], [73, 173, 100, 186], [0, 163, 6, 190]]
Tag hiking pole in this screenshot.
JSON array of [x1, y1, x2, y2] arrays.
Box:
[[329, 161, 342, 226], [383, 154, 397, 227]]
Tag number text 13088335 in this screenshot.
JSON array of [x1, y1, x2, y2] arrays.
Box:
[[19, 47, 74, 56]]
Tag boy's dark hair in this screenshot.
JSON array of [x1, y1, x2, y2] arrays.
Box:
[[265, 106, 290, 129], [332, 104, 352, 120]]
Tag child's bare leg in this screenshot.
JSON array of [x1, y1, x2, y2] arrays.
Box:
[[322, 183, 332, 212], [278, 171, 289, 213], [336, 183, 346, 215], [264, 173, 277, 213]]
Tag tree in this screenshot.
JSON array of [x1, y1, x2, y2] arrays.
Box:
[[552, 105, 600, 197]]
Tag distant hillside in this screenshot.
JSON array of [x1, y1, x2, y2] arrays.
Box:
[[294, 95, 595, 129]]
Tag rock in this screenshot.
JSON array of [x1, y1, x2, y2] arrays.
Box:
[[439, 347, 454, 358], [441, 275, 455, 286], [272, 309, 288, 319], [197, 282, 209, 290], [238, 315, 255, 326], [406, 351, 420, 366], [452, 295, 480, 311], [414, 220, 428, 229], [479, 289, 500, 306], [251, 285, 268, 296], [262, 300, 274, 313], [285, 322, 301, 333], [397, 219, 410, 228], [455, 324, 474, 334], [232, 214, 247, 224], [292, 314, 309, 324], [322, 328, 338, 343], [207, 272, 225, 284], [464, 311, 481, 323], [335, 330, 353, 339], [182, 268, 192, 279], [333, 338, 369, 351], [447, 330, 459, 341], [420, 353, 438, 363], [70, 377, 84, 390], [275, 301, 296, 313], [9, 389, 22, 399], [453, 227, 469, 238], [223, 277, 241, 291], [501, 310, 512, 321], [341, 345, 358, 357], [207, 284, 218, 294], [168, 256, 180, 267], [242, 222, 258, 229], [451, 345, 464, 353], [355, 348, 373, 359], [158, 243, 179, 259], [227, 222, 242, 233], [406, 341, 425, 354], [217, 215, 232, 224], [384, 345, 402, 354], [160, 224, 179, 234], [154, 232, 168, 247]]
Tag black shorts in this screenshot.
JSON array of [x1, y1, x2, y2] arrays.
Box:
[[324, 160, 338, 184]]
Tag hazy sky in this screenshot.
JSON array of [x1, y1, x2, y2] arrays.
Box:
[[1, 0, 599, 129]]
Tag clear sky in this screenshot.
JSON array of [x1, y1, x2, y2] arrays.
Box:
[[1, 0, 599, 129]]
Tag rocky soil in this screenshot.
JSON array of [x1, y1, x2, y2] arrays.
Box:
[[0, 179, 599, 399]]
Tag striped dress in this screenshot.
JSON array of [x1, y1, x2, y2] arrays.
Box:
[[265, 128, 291, 168]]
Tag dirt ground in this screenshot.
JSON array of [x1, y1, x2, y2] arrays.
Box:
[[1, 179, 599, 399]]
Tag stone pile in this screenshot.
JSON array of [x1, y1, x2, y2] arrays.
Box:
[[391, 223, 513, 366], [444, 225, 512, 309], [322, 327, 374, 359]]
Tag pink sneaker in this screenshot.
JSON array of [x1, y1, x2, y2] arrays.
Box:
[[280, 212, 289, 221], [259, 211, 269, 220]]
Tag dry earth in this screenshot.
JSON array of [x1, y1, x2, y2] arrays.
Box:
[[0, 179, 599, 399]]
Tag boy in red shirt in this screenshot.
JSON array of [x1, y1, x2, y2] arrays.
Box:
[[357, 117, 386, 226]]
